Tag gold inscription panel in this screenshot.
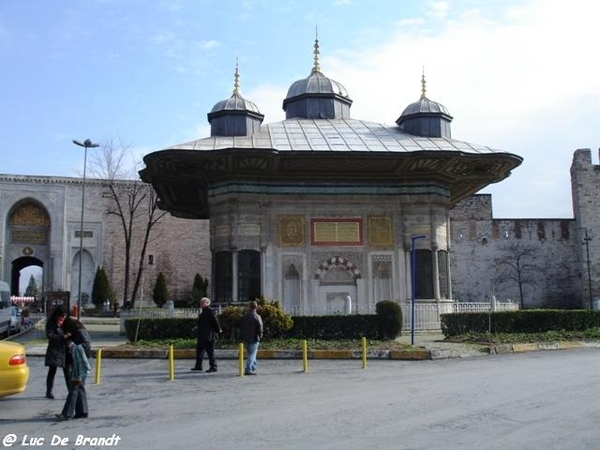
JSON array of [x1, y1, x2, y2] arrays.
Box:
[[311, 219, 363, 246], [12, 230, 47, 244]]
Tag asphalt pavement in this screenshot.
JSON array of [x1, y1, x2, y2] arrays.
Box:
[[5, 347, 600, 450]]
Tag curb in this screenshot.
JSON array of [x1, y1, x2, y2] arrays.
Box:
[[25, 340, 600, 361], [488, 341, 590, 354], [89, 347, 432, 361]]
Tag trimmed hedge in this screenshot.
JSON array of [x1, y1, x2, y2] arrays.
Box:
[[289, 315, 380, 340], [125, 300, 404, 342], [125, 315, 381, 341], [124, 317, 196, 341], [441, 309, 600, 337]]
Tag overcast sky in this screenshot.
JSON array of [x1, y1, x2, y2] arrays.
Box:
[[1, 0, 598, 219]]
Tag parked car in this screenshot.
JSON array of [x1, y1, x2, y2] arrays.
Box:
[[0, 341, 29, 398], [9, 306, 20, 335], [0, 281, 11, 338], [8, 307, 32, 335]]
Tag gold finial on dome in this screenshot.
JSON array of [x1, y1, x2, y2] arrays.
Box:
[[420, 66, 427, 99], [233, 58, 240, 95], [312, 26, 321, 74]]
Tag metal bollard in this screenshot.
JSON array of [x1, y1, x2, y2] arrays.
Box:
[[168, 345, 175, 381], [94, 348, 103, 384], [361, 337, 367, 369], [239, 343, 245, 377], [302, 339, 308, 373]]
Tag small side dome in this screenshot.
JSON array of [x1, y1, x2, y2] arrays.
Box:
[[282, 36, 352, 120], [396, 72, 453, 138], [207, 62, 264, 137], [399, 96, 451, 118], [210, 93, 261, 114]]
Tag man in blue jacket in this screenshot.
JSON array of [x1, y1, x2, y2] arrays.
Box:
[[191, 297, 221, 373]]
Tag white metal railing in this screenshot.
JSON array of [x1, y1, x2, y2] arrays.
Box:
[[451, 301, 518, 314], [120, 300, 519, 333]]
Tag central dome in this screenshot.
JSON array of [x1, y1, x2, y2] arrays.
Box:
[[285, 70, 349, 99], [282, 38, 352, 120]]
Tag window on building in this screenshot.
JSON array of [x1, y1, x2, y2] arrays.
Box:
[[214, 252, 232, 303], [415, 249, 433, 299], [238, 250, 261, 303], [438, 250, 449, 299]]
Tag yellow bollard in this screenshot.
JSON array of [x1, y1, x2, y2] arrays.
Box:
[[168, 345, 175, 381], [361, 337, 367, 369], [239, 343, 245, 377], [302, 339, 308, 373], [94, 348, 102, 384]]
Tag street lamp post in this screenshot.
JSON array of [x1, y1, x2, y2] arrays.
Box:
[[581, 228, 593, 309], [410, 234, 427, 346], [73, 139, 99, 319]]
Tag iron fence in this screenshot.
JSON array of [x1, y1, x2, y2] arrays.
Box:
[[120, 300, 519, 332]]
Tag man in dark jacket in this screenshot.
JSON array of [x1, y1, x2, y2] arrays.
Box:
[[192, 297, 221, 373], [240, 301, 263, 375]]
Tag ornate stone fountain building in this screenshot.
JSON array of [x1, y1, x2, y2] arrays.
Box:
[[140, 41, 522, 314]]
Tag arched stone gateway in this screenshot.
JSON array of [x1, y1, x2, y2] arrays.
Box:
[[6, 200, 50, 297]]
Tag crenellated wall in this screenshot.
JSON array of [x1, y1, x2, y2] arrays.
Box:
[[450, 194, 579, 307]]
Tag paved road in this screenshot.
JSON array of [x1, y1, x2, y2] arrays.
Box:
[[2, 348, 600, 449]]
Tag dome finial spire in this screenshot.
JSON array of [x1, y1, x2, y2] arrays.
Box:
[[233, 57, 240, 95], [420, 66, 427, 99], [312, 26, 321, 74]]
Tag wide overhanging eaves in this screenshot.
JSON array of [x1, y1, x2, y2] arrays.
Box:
[[140, 147, 522, 219]]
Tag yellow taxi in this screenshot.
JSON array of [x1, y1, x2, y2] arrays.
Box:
[[0, 340, 29, 398]]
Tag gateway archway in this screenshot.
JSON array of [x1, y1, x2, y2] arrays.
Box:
[[11, 256, 43, 297], [5, 200, 50, 296]]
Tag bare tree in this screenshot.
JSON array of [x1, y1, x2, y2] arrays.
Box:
[[129, 187, 167, 306], [494, 243, 538, 309], [88, 138, 167, 307]]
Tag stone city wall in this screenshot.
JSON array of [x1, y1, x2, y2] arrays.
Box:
[[450, 194, 579, 308]]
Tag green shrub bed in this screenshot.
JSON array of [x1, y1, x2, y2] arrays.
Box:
[[124, 300, 403, 342], [441, 309, 600, 338]]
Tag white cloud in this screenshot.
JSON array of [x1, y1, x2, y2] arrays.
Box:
[[428, 1, 450, 20], [197, 40, 219, 51], [297, 0, 599, 217]]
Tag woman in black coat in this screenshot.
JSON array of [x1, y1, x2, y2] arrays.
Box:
[[44, 305, 70, 399], [56, 316, 92, 420]]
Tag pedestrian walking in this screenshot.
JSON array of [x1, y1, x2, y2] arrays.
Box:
[[44, 305, 70, 399], [56, 317, 91, 420], [240, 301, 263, 375], [191, 297, 221, 373]]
